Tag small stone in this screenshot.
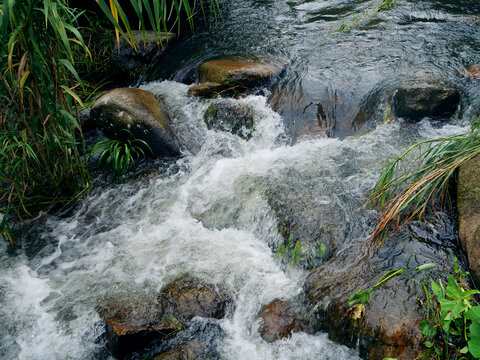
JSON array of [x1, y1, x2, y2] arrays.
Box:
[[258, 299, 305, 343], [462, 64, 480, 80], [188, 82, 227, 98], [204, 100, 255, 139]]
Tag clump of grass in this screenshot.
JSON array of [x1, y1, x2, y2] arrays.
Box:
[[333, 0, 397, 33], [88, 130, 153, 181], [368, 117, 480, 246]]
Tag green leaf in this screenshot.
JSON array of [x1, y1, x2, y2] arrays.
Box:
[[419, 320, 437, 338], [468, 321, 480, 358], [348, 290, 372, 307], [431, 279, 445, 300], [413, 263, 435, 273], [446, 275, 462, 299], [466, 307, 480, 323]]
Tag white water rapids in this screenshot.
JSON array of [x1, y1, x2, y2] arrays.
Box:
[[0, 81, 470, 359]]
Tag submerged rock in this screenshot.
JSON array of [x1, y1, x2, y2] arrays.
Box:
[[258, 299, 306, 343], [393, 76, 460, 120], [204, 100, 256, 139], [190, 58, 281, 98], [158, 275, 233, 322], [97, 302, 178, 359], [305, 222, 462, 359], [457, 156, 480, 283], [112, 30, 176, 77], [91, 87, 179, 156]]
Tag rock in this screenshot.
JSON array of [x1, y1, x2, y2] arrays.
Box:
[[462, 64, 480, 79], [393, 76, 460, 120], [158, 275, 233, 322], [91, 88, 179, 156], [78, 108, 96, 133], [112, 30, 176, 77], [204, 100, 256, 139], [190, 58, 281, 97], [153, 341, 207, 360], [258, 299, 305, 343], [458, 156, 480, 283], [188, 82, 226, 98], [305, 222, 463, 359], [97, 302, 179, 359]]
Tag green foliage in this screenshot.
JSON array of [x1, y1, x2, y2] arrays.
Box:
[[332, 0, 397, 33], [0, 0, 91, 243], [415, 258, 480, 359], [96, 0, 220, 50], [89, 131, 152, 181], [369, 117, 480, 246]]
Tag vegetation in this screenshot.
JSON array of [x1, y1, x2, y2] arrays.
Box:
[[333, 0, 397, 33], [88, 130, 152, 181], [0, 0, 219, 244], [348, 259, 480, 359], [369, 117, 480, 246]]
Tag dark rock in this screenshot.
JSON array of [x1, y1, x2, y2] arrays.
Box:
[[78, 108, 96, 133], [97, 302, 179, 359], [158, 275, 233, 322], [258, 299, 305, 343], [112, 30, 176, 77], [458, 155, 480, 283], [153, 341, 207, 360], [91, 88, 179, 156], [305, 221, 463, 359], [204, 100, 256, 139], [393, 76, 460, 120]]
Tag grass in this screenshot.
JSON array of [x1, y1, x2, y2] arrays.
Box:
[[368, 117, 480, 246]]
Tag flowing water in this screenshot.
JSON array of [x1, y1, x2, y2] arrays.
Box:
[[2, 0, 480, 359]]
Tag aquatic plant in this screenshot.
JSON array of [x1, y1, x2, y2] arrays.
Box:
[[369, 117, 480, 246], [88, 130, 153, 181], [334, 0, 397, 33]]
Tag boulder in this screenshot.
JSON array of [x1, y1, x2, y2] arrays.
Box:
[[204, 100, 256, 139], [97, 302, 179, 359], [190, 58, 281, 97], [457, 155, 480, 283], [158, 275, 233, 322], [393, 76, 460, 120], [305, 223, 463, 359], [112, 30, 176, 77], [91, 88, 179, 156], [258, 299, 305, 343]]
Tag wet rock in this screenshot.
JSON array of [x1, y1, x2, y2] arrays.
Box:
[[97, 302, 179, 359], [91, 88, 179, 156], [158, 275, 233, 322], [112, 30, 176, 77], [462, 63, 480, 80], [458, 155, 480, 283], [258, 299, 305, 343], [204, 100, 256, 139], [149, 320, 223, 360], [191, 58, 281, 97], [153, 341, 207, 360], [393, 76, 460, 120], [305, 221, 462, 359], [188, 82, 226, 98]]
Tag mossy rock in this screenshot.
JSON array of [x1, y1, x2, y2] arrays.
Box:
[[204, 100, 256, 139]]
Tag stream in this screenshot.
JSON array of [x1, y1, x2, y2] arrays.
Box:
[[2, 0, 480, 359]]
